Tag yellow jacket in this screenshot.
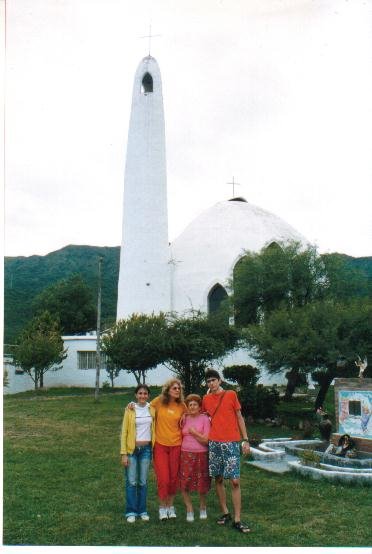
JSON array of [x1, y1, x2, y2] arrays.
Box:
[[120, 404, 156, 455]]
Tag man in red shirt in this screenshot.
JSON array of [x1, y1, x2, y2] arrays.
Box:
[[202, 369, 251, 533]]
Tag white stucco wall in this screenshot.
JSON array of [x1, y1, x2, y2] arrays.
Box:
[[117, 55, 170, 319]]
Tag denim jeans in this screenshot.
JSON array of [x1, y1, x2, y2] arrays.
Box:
[[125, 444, 152, 517]]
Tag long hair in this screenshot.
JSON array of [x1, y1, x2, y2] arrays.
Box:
[[160, 378, 184, 405]]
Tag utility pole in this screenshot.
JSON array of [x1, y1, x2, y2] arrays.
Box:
[[94, 256, 103, 402]]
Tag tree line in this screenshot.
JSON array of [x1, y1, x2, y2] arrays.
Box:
[[11, 241, 372, 409]]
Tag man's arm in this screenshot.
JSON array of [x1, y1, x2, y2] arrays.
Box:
[[236, 410, 250, 455]]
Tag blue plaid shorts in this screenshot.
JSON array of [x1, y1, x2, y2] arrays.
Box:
[[208, 440, 240, 479]]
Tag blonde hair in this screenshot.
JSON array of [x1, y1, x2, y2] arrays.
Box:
[[160, 378, 184, 405]]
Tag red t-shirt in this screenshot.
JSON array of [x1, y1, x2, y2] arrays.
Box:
[[202, 389, 241, 442]]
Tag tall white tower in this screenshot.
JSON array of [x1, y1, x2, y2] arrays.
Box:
[[117, 56, 170, 319]]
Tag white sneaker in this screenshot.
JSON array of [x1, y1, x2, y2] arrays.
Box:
[[199, 509, 207, 520], [159, 507, 168, 521], [126, 515, 136, 523], [140, 514, 150, 521], [186, 511, 194, 522], [167, 506, 177, 519]]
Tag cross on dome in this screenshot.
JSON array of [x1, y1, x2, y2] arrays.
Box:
[[227, 176, 241, 198]]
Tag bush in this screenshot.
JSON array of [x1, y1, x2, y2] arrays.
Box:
[[223, 365, 279, 419], [255, 384, 280, 419], [223, 365, 259, 417], [223, 364, 260, 387]]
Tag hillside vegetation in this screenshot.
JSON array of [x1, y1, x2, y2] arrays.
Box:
[[4, 245, 119, 343], [4, 244, 372, 344]]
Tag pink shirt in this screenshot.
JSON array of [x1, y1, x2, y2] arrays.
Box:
[[181, 413, 211, 453]]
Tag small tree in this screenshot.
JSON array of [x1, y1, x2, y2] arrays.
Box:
[[34, 274, 96, 335], [223, 365, 260, 417], [12, 311, 67, 389], [166, 310, 239, 395], [101, 313, 169, 384], [245, 298, 372, 407], [105, 360, 121, 388], [232, 241, 371, 398], [223, 365, 279, 418], [232, 241, 327, 327]]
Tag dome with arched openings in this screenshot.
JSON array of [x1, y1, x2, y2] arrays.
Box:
[[170, 198, 308, 313]]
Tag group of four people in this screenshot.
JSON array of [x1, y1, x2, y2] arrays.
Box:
[[120, 369, 251, 533]]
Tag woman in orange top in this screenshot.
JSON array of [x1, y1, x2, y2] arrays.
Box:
[[151, 378, 186, 521]]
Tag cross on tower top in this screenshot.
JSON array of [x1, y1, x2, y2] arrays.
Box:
[[227, 176, 241, 198], [140, 25, 161, 56]]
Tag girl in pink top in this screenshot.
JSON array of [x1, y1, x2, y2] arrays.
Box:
[[179, 394, 211, 522]]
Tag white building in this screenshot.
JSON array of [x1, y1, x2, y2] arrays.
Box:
[[5, 55, 307, 394]]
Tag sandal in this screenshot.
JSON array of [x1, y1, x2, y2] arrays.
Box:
[[216, 513, 232, 525], [232, 520, 251, 533]]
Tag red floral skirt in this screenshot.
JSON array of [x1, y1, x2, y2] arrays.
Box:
[[179, 450, 211, 494]]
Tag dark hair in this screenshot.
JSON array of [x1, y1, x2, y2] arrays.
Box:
[[185, 394, 202, 407], [160, 379, 184, 405], [135, 384, 150, 395], [338, 434, 355, 448], [205, 369, 221, 381]]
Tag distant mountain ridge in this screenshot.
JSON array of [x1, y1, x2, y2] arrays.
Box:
[[4, 245, 120, 343], [4, 244, 372, 344]]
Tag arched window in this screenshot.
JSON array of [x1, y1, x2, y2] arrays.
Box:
[[141, 72, 153, 94], [208, 284, 228, 315]]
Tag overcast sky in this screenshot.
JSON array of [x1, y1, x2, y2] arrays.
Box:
[[4, 0, 372, 259]]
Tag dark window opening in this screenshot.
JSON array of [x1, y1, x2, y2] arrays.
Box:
[[141, 73, 153, 94], [208, 284, 228, 316], [349, 400, 361, 416]]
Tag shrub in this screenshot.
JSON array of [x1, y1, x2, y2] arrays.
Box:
[[223, 365, 259, 417], [255, 384, 280, 419], [101, 381, 111, 391], [223, 364, 260, 387], [223, 365, 279, 419]]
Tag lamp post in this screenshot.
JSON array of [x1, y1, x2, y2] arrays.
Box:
[[94, 257, 103, 402]]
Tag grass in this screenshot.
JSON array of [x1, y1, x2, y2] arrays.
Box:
[[3, 387, 372, 547]]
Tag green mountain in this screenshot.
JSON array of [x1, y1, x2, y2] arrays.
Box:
[[4, 245, 372, 345], [4, 245, 120, 344]]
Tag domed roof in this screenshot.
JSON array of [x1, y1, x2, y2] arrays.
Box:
[[170, 199, 307, 313]]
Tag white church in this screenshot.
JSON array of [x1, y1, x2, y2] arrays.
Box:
[[6, 55, 307, 394]]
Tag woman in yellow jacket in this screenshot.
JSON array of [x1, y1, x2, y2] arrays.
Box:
[[120, 384, 156, 523]]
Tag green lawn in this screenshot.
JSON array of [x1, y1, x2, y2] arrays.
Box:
[[3, 388, 371, 547]]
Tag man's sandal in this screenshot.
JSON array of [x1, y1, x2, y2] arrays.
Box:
[[232, 521, 251, 533], [216, 513, 232, 525]]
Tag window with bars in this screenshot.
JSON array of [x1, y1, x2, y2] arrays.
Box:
[[78, 351, 107, 370]]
